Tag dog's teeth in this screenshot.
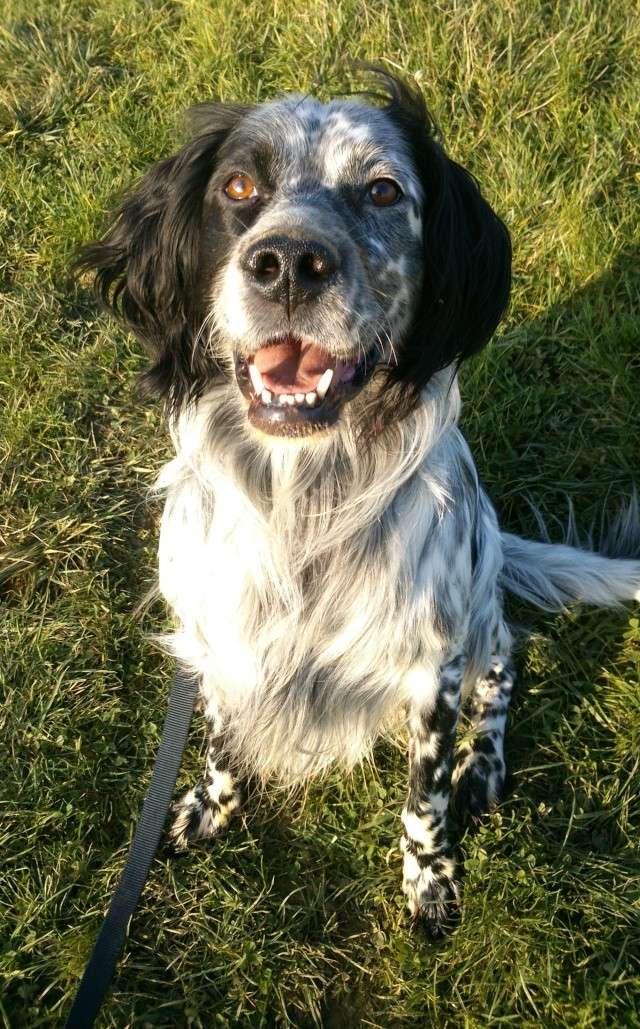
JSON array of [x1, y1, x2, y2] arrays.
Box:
[[278, 394, 288, 405], [316, 368, 334, 400], [305, 392, 317, 406], [261, 389, 272, 404], [248, 363, 264, 396], [295, 393, 305, 404]]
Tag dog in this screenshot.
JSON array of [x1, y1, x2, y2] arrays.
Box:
[[74, 70, 640, 938]]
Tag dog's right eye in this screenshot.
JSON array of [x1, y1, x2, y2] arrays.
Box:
[[224, 174, 258, 201]]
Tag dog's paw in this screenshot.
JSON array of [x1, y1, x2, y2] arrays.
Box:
[[452, 743, 505, 823], [165, 780, 241, 855], [401, 842, 461, 940]]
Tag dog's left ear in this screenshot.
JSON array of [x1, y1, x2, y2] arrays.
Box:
[[72, 103, 250, 415], [380, 72, 511, 402], [412, 152, 512, 380]]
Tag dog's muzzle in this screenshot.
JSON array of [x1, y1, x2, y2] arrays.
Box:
[[234, 232, 378, 437]]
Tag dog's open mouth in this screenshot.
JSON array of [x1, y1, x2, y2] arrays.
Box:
[[234, 336, 378, 437]]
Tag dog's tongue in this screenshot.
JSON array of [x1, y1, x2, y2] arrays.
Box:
[[253, 337, 335, 394]]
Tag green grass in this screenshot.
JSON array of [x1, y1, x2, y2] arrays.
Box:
[[1, 0, 640, 1025]]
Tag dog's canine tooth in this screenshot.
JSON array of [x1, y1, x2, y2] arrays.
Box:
[[249, 363, 263, 396], [261, 389, 272, 404], [316, 368, 334, 400], [305, 392, 317, 406]]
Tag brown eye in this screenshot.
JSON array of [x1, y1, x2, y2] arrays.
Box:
[[224, 174, 257, 201], [369, 178, 401, 206]]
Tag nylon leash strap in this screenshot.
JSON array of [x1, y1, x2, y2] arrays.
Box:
[[65, 665, 199, 1029]]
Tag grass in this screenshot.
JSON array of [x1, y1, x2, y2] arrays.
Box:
[[1, 0, 640, 1024]]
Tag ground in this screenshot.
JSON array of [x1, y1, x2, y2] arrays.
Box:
[[1, 0, 639, 1025]]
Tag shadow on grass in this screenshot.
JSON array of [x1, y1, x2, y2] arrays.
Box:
[[462, 246, 640, 525]]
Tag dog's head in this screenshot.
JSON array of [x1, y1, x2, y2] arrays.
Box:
[[75, 71, 511, 440]]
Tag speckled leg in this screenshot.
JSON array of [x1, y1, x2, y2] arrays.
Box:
[[166, 705, 241, 854], [453, 656, 515, 821], [401, 655, 464, 939]]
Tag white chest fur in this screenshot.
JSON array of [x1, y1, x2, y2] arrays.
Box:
[[153, 379, 494, 781]]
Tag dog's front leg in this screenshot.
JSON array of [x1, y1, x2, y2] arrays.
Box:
[[452, 654, 515, 821], [401, 655, 464, 938], [166, 700, 242, 854]]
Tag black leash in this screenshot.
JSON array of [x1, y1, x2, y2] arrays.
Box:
[[65, 664, 199, 1028]]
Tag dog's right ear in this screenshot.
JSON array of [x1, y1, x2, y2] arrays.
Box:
[[72, 103, 250, 414]]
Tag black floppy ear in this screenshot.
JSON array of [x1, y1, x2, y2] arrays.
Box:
[[72, 103, 250, 414], [378, 71, 511, 405], [412, 152, 512, 379]]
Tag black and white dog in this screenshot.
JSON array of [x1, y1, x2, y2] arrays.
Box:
[[75, 72, 640, 937]]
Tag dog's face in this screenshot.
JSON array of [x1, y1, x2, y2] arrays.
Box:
[[208, 97, 424, 437], [76, 72, 511, 440]]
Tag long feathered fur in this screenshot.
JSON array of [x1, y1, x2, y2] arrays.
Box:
[[156, 368, 640, 785], [500, 493, 640, 611], [155, 371, 505, 781]]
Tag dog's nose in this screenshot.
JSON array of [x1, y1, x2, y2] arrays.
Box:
[[240, 235, 339, 313]]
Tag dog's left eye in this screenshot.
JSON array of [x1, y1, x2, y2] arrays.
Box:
[[369, 179, 402, 206], [224, 174, 258, 201]]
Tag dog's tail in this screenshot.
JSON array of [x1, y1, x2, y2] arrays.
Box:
[[499, 495, 640, 611]]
